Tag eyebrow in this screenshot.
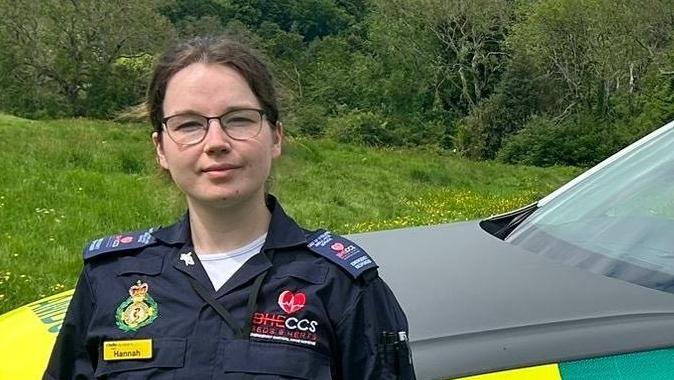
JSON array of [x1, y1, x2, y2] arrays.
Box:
[[165, 105, 261, 117]]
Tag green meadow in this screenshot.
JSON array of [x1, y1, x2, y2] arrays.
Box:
[[0, 115, 580, 313]]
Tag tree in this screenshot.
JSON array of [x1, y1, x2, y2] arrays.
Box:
[[230, 0, 355, 41], [423, 0, 514, 115], [454, 54, 544, 159], [459, 0, 674, 163], [0, 0, 175, 117], [508, 0, 674, 118], [159, 0, 233, 37]]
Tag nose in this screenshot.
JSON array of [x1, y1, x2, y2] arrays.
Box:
[[202, 118, 232, 154]]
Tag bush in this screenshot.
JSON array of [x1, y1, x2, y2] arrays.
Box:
[[324, 110, 397, 146], [454, 94, 521, 160], [285, 103, 329, 137], [497, 115, 621, 167], [395, 114, 447, 148]]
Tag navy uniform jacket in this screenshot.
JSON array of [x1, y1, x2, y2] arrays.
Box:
[[44, 197, 415, 379]]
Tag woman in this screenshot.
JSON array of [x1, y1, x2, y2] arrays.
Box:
[[44, 36, 415, 380]]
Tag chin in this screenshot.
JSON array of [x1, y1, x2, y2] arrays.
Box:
[[192, 189, 262, 208]]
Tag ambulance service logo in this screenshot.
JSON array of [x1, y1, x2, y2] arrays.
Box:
[[330, 241, 357, 260], [278, 290, 306, 314]]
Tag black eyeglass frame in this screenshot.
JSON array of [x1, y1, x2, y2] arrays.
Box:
[[160, 108, 266, 146]]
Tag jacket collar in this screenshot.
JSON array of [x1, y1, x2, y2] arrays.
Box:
[[151, 214, 190, 245], [263, 195, 308, 250], [151, 194, 308, 250]]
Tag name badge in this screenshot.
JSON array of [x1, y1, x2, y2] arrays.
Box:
[[103, 339, 153, 361]]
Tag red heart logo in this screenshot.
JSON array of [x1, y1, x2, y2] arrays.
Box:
[[278, 290, 306, 314], [331, 242, 344, 252]]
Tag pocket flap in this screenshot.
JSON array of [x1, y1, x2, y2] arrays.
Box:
[[117, 256, 164, 276], [95, 337, 186, 377], [223, 340, 331, 379], [271, 262, 328, 284]]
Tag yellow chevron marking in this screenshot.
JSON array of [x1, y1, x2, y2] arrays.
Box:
[[453, 364, 562, 380]]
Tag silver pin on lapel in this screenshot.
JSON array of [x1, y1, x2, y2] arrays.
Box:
[[180, 251, 195, 266]]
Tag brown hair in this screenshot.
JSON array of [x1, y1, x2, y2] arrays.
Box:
[[147, 36, 279, 133]]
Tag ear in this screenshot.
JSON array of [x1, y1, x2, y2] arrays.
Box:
[[271, 122, 283, 159], [152, 132, 170, 170]]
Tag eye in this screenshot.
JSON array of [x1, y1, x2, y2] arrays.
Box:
[[166, 115, 206, 132], [222, 110, 261, 127], [227, 117, 256, 126], [174, 121, 204, 132]]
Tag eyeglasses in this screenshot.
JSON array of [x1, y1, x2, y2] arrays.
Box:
[[161, 108, 265, 146]]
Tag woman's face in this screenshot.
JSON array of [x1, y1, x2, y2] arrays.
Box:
[[153, 63, 282, 209]]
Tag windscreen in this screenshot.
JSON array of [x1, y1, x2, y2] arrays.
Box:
[[505, 124, 674, 293]]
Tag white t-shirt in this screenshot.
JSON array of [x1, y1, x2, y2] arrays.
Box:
[[197, 233, 267, 291]]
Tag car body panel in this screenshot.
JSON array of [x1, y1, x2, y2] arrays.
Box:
[[455, 347, 674, 380], [457, 363, 562, 379], [0, 290, 72, 379], [557, 348, 674, 380], [350, 222, 674, 379]]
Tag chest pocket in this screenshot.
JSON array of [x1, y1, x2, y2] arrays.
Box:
[[94, 337, 186, 379], [221, 340, 332, 379]]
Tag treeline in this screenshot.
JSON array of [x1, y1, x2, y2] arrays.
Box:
[[1, 0, 673, 166]]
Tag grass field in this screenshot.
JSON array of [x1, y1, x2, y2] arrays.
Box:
[[0, 114, 580, 313]]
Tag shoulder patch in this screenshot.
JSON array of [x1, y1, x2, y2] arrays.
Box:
[[83, 228, 158, 261], [306, 230, 378, 279]]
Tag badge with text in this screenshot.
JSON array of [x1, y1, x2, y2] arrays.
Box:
[[307, 231, 378, 278], [103, 339, 153, 361], [115, 280, 158, 332], [250, 290, 319, 347]]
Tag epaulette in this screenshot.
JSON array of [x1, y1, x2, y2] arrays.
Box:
[[83, 227, 158, 261], [306, 230, 378, 279]]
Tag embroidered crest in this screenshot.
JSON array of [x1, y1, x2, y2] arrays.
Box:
[[278, 290, 306, 314], [115, 280, 158, 332]]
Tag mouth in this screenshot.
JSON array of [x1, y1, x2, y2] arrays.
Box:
[[203, 164, 238, 171], [202, 164, 240, 177]]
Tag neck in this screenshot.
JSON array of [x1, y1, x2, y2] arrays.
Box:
[[187, 194, 271, 254]]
